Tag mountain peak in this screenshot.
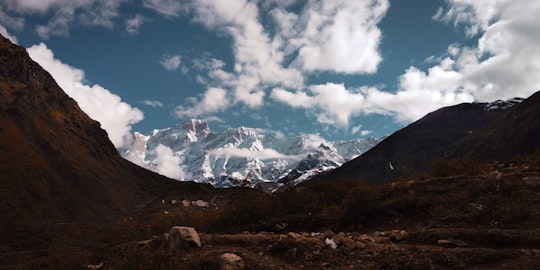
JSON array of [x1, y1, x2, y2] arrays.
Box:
[[180, 119, 210, 134]]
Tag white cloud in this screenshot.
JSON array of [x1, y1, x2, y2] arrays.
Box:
[[360, 130, 372, 136], [35, 12, 72, 39], [274, 0, 540, 127], [272, 79, 475, 127], [143, 0, 188, 18], [284, 0, 389, 74], [209, 147, 297, 160], [125, 14, 147, 35], [175, 87, 230, 117], [0, 24, 17, 44], [392, 0, 540, 111], [1, 0, 125, 39], [168, 0, 389, 118], [139, 100, 163, 108], [0, 8, 24, 31], [433, 0, 510, 37], [188, 0, 303, 107], [160, 54, 182, 71], [152, 144, 188, 180], [26, 43, 144, 148], [351, 125, 362, 135], [272, 83, 371, 128]]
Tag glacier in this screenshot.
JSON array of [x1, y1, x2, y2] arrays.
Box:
[[122, 119, 382, 191]]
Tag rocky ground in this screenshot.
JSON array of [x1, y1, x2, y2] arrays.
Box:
[[102, 227, 540, 269], [2, 159, 540, 269]]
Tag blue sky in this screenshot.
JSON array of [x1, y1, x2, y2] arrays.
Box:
[[1, 0, 539, 148]]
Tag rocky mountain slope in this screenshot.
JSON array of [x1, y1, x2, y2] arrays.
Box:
[[444, 91, 540, 161], [122, 119, 382, 189], [0, 35, 213, 248], [321, 96, 528, 185]]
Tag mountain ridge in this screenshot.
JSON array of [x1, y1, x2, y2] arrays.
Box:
[[0, 35, 214, 246], [316, 95, 536, 185], [122, 120, 383, 190]]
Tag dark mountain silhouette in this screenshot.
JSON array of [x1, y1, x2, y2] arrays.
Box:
[[444, 91, 540, 161], [321, 101, 513, 184], [0, 36, 212, 246]]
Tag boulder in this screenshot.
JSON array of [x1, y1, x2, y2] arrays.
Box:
[[220, 253, 245, 270], [169, 226, 201, 249]]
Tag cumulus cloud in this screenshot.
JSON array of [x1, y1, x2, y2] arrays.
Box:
[[160, 54, 182, 71], [272, 0, 540, 127], [209, 147, 297, 160], [272, 83, 370, 128], [189, 0, 303, 105], [7, 0, 537, 134], [152, 144, 188, 180], [27, 43, 144, 148], [125, 14, 147, 35], [139, 100, 164, 108], [272, 80, 475, 126], [181, 0, 539, 126], [385, 0, 540, 119], [283, 0, 389, 74], [161, 0, 390, 122], [175, 87, 230, 117]]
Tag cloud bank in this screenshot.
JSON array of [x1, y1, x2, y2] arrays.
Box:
[[271, 0, 540, 125], [3, 0, 539, 135], [163, 0, 389, 120], [209, 147, 298, 160], [27, 43, 144, 148]]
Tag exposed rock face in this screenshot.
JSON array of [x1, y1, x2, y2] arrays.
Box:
[[169, 226, 202, 248]]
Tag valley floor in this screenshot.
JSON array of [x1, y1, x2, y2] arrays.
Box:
[[1, 159, 540, 269]]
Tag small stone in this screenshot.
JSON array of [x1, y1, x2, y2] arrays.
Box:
[[437, 239, 467, 248], [325, 238, 337, 249], [437, 239, 454, 248], [220, 253, 245, 270], [332, 232, 346, 246], [287, 232, 301, 240]]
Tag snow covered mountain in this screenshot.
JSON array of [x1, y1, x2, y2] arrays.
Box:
[[122, 119, 382, 190]]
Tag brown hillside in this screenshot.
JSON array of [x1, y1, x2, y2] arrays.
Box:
[[445, 91, 540, 161], [0, 35, 213, 248], [321, 101, 508, 185]]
